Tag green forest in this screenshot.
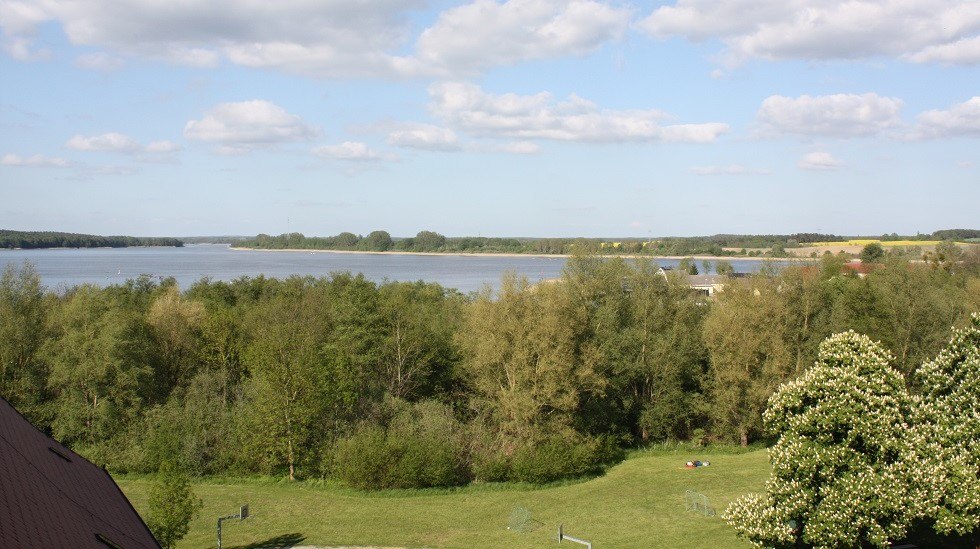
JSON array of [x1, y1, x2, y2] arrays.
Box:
[[0, 229, 184, 249], [239, 229, 979, 257], [2, 252, 977, 492]]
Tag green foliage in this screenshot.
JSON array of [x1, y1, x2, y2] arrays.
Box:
[[0, 263, 48, 423], [332, 400, 468, 489], [704, 279, 794, 446], [914, 314, 980, 536], [146, 461, 203, 549], [358, 230, 393, 251], [509, 435, 618, 484], [859, 241, 885, 263], [0, 229, 182, 249], [726, 332, 931, 548]]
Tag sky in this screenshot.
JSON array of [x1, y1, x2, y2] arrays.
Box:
[[1, 0, 978, 238]]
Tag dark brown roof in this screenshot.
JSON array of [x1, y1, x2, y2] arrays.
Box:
[[0, 397, 160, 548]]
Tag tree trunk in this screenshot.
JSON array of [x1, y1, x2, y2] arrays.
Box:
[[739, 425, 749, 447]]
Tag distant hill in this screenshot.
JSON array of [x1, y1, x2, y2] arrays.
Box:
[[0, 230, 183, 249]]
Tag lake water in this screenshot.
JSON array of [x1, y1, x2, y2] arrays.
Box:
[[0, 245, 794, 293]]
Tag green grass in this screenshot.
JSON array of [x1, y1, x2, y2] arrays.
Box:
[[117, 447, 770, 548]]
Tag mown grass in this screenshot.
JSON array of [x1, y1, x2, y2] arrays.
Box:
[[117, 447, 770, 548]]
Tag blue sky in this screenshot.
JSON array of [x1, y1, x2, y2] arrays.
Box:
[[1, 0, 977, 238]]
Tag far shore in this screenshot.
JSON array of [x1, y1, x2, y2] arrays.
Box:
[[229, 246, 812, 262]]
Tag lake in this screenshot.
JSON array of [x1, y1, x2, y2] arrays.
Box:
[[0, 245, 795, 293]]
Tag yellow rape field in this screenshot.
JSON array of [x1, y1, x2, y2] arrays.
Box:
[[809, 240, 943, 247]]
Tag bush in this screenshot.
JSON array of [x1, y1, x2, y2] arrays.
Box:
[[331, 400, 469, 489], [510, 436, 611, 484]]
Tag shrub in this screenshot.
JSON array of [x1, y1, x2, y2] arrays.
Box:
[[510, 436, 609, 484], [331, 400, 469, 489]]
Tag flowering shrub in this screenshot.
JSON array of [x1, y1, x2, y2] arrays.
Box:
[[726, 332, 932, 548]]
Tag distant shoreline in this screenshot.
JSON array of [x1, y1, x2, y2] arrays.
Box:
[[229, 246, 811, 262]]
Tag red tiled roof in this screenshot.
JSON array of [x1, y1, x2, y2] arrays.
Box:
[[0, 397, 160, 548]]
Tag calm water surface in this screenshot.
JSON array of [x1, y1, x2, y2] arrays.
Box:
[[0, 245, 792, 293]]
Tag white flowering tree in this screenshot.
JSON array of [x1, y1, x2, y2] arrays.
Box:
[[915, 313, 980, 537], [726, 331, 932, 548]]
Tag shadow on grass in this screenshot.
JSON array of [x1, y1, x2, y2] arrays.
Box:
[[226, 532, 306, 549]]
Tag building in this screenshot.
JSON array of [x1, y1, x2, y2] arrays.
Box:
[[0, 397, 160, 548]]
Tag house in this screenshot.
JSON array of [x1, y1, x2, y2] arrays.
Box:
[[686, 274, 728, 296], [0, 397, 160, 548], [657, 266, 729, 296]]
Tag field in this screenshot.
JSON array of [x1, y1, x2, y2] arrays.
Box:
[[117, 447, 770, 548]]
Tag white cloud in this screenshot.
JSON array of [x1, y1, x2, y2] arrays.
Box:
[[1, 0, 633, 77], [184, 100, 317, 151], [691, 164, 771, 176], [798, 151, 841, 171], [639, 0, 980, 67], [907, 36, 980, 65], [387, 124, 461, 151], [66, 132, 142, 153], [313, 141, 384, 161], [428, 82, 729, 143], [144, 140, 181, 153], [1, 153, 73, 167], [0, 0, 424, 76], [64, 133, 181, 162], [74, 52, 124, 71], [414, 0, 630, 75], [492, 141, 540, 154], [913, 97, 980, 138], [756, 93, 903, 138]]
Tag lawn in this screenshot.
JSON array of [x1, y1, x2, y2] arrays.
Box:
[[116, 447, 770, 548]]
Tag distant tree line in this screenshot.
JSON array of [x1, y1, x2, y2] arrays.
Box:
[[0, 254, 977, 490], [238, 230, 976, 257], [0, 230, 183, 249]]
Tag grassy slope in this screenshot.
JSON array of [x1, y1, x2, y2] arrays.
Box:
[[117, 448, 769, 549]]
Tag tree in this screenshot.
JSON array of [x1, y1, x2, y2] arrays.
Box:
[[413, 230, 446, 252], [860, 242, 885, 263], [147, 286, 205, 392], [726, 332, 931, 548], [703, 279, 792, 446], [334, 231, 360, 249], [0, 263, 48, 423], [376, 282, 459, 400], [915, 314, 980, 538], [242, 293, 330, 480], [146, 461, 203, 549], [45, 286, 152, 460], [715, 260, 735, 277], [458, 274, 602, 452], [359, 230, 393, 251], [678, 257, 698, 275]]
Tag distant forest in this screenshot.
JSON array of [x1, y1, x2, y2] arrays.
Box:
[[0, 230, 183, 249], [238, 229, 979, 257]]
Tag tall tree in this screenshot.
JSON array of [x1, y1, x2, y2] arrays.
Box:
[[376, 282, 459, 400], [703, 277, 793, 445], [45, 286, 152, 458], [242, 293, 330, 480], [147, 286, 205, 392], [458, 274, 602, 452], [0, 263, 48, 423]]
